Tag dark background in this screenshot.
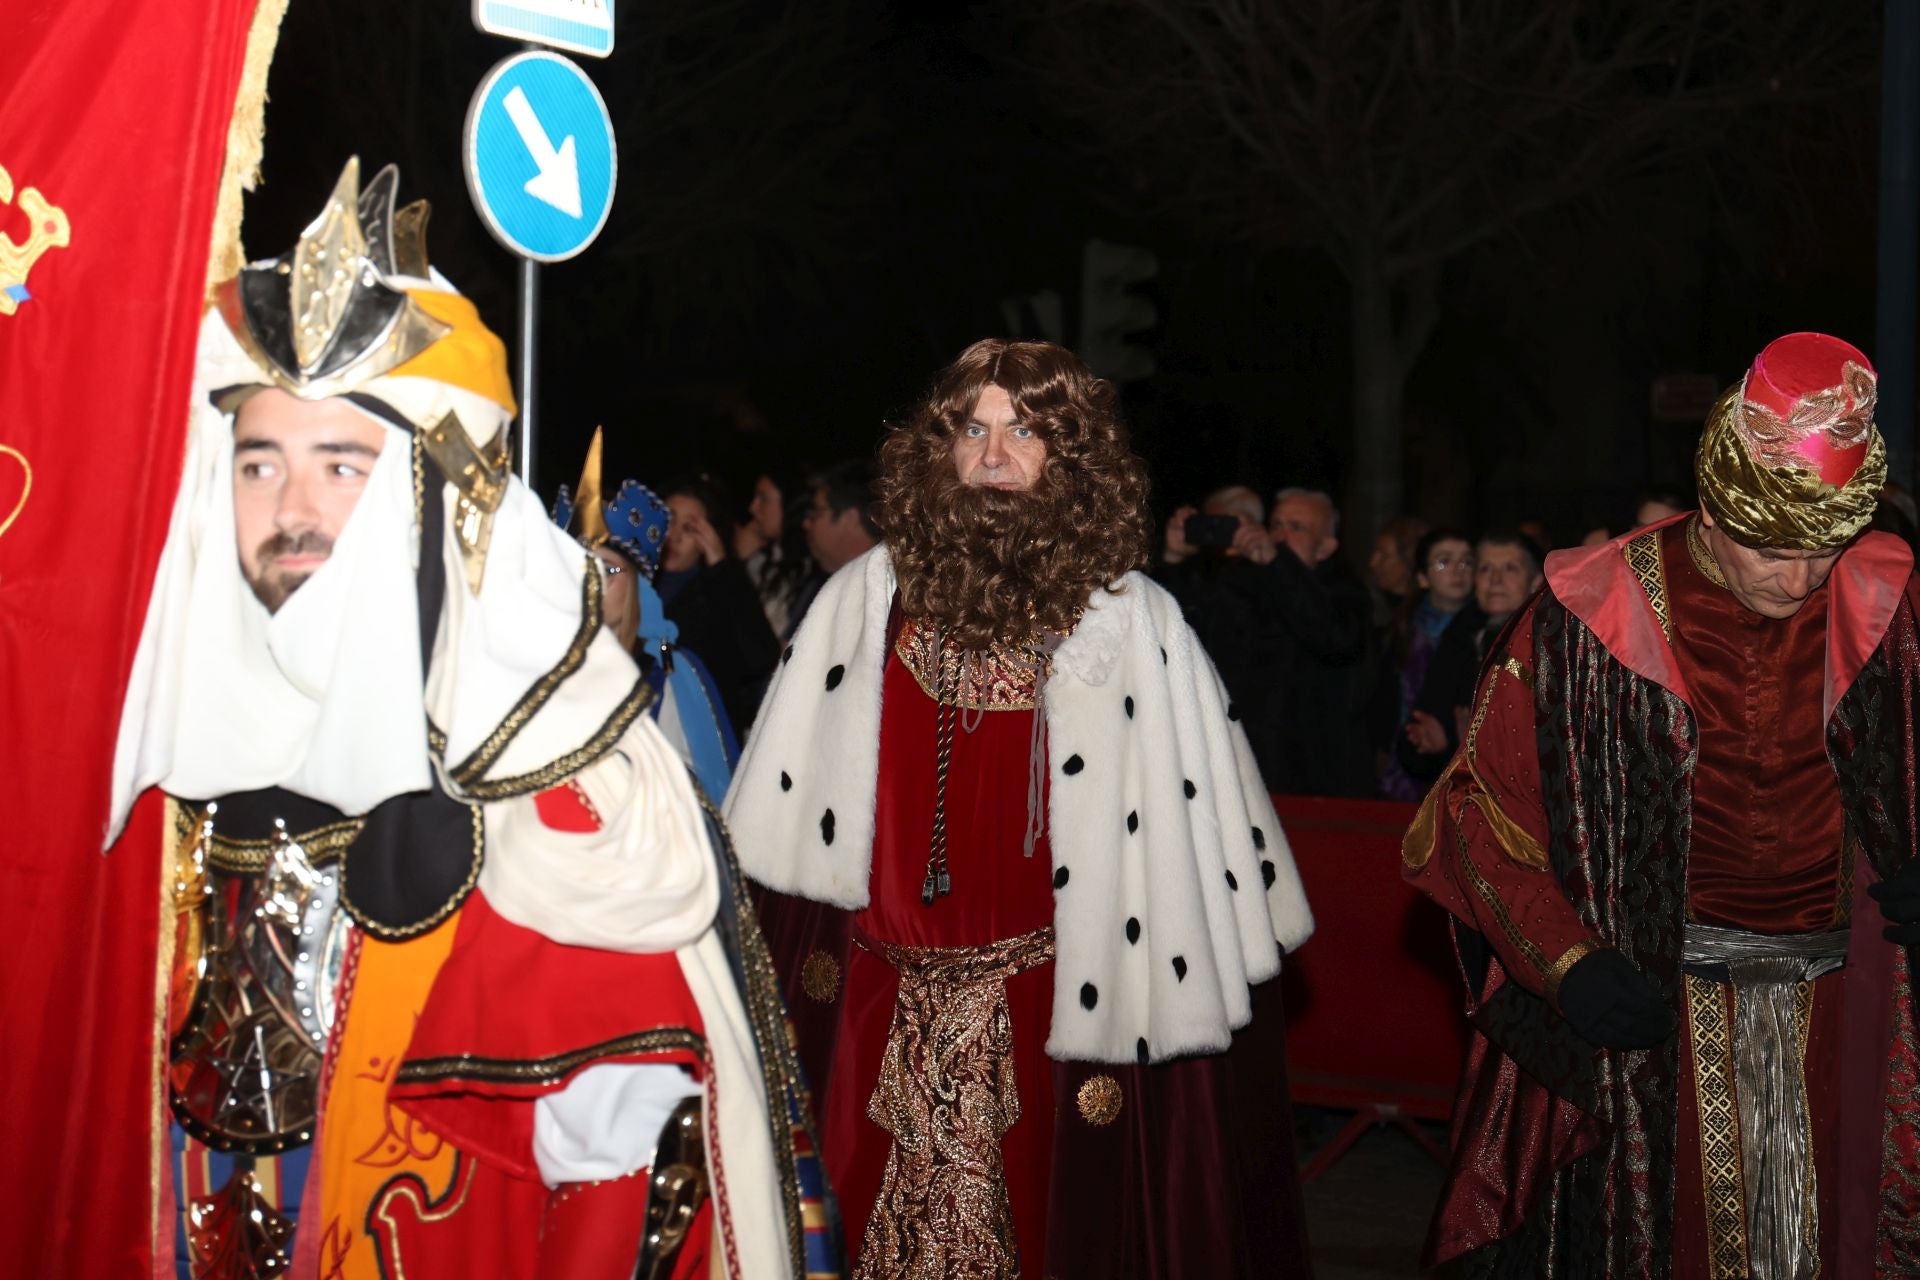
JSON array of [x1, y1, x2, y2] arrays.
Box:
[[242, 0, 1891, 552]]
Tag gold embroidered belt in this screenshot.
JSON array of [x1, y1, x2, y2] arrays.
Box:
[[1682, 923, 1848, 1280], [851, 925, 1056, 1280]]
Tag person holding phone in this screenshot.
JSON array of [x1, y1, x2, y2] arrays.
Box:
[[1156, 485, 1372, 795]]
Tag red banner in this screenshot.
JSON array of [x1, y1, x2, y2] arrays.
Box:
[[1278, 796, 1467, 1120], [0, 4, 259, 1270]]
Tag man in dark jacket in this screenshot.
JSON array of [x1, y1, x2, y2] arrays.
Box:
[[656, 473, 781, 731], [788, 458, 880, 639], [1156, 485, 1373, 795]]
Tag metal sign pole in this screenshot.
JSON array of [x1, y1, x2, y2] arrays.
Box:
[[516, 256, 538, 487]]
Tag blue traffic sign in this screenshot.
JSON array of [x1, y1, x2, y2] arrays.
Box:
[[473, 0, 614, 59], [464, 52, 617, 263]]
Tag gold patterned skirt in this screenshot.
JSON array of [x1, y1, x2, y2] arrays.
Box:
[[852, 926, 1056, 1280]]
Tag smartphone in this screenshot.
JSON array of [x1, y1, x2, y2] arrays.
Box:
[[1185, 514, 1242, 549]]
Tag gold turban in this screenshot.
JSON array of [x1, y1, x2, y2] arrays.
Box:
[[1693, 343, 1884, 550]]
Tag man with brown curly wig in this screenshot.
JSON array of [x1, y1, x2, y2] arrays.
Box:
[[726, 339, 1317, 1278]]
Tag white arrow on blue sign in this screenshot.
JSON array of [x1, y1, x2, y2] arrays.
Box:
[[464, 51, 617, 263]]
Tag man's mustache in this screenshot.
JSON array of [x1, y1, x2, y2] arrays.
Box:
[[255, 531, 334, 565]]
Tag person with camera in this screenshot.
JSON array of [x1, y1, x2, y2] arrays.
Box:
[[1156, 485, 1372, 796]]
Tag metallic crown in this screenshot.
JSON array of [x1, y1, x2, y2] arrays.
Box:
[[213, 157, 449, 401]]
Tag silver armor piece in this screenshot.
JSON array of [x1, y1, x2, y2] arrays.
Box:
[[237, 821, 350, 1051], [171, 817, 349, 1153]]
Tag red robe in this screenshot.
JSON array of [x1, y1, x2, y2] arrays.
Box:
[[818, 632, 1059, 1277], [166, 783, 717, 1280], [379, 783, 713, 1280], [1405, 517, 1920, 1275], [758, 611, 1314, 1279]]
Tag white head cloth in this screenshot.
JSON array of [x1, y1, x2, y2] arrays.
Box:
[[109, 284, 644, 843]]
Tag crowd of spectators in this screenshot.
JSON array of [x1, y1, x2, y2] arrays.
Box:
[[631, 458, 881, 735], [624, 445, 1920, 802], [1154, 475, 1919, 802], [1151, 489, 1551, 802]]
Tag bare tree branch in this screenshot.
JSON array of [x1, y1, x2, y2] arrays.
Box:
[[995, 0, 1876, 529]]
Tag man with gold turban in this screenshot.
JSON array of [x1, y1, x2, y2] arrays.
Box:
[[1404, 332, 1920, 1277], [112, 160, 834, 1280]]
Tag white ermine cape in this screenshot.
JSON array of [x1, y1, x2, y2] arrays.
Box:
[[726, 546, 1313, 1064]]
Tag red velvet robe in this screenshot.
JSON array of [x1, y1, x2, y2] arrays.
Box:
[[1405, 517, 1920, 1275], [758, 611, 1315, 1279], [819, 634, 1059, 1277]]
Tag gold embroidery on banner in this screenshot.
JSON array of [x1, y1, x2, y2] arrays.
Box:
[[370, 1152, 479, 1280], [1543, 938, 1605, 1006], [1624, 528, 1673, 642], [0, 164, 71, 317], [1686, 515, 1731, 590], [1077, 1074, 1122, 1126], [801, 950, 841, 1003], [0, 444, 32, 544], [896, 615, 1047, 711], [855, 927, 1056, 1280], [1687, 974, 1750, 1279]]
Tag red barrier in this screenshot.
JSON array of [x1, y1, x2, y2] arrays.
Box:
[[1276, 795, 1466, 1176]]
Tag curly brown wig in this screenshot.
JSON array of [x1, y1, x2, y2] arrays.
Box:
[[875, 339, 1151, 649]]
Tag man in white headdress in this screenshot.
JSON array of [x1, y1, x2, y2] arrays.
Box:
[[114, 160, 835, 1280]]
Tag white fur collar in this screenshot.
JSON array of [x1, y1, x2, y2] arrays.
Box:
[[726, 546, 1313, 1064], [1051, 579, 1130, 686]]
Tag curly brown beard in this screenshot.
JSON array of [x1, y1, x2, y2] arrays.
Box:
[[876, 339, 1150, 650]]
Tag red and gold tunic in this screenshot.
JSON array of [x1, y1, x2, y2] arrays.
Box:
[[168, 783, 714, 1280], [818, 614, 1058, 1279], [1404, 517, 1920, 1276]]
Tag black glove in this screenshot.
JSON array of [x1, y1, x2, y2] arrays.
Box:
[[1868, 860, 1920, 945], [1555, 948, 1676, 1050]]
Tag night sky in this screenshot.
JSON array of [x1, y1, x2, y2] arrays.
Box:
[[243, 0, 1889, 549]]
